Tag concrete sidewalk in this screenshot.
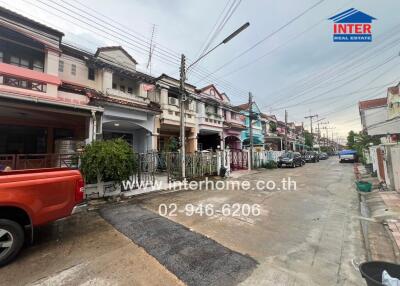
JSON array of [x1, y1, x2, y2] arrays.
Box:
[[356, 164, 400, 263]]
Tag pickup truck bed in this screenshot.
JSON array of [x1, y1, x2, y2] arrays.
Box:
[[0, 168, 84, 266]]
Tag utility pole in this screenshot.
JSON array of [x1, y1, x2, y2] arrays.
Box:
[[301, 121, 304, 152], [304, 114, 318, 148], [179, 54, 186, 179], [248, 92, 253, 169], [175, 23, 249, 179], [284, 110, 288, 152]]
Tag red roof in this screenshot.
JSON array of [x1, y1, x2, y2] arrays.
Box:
[[359, 97, 387, 110], [235, 103, 249, 110]]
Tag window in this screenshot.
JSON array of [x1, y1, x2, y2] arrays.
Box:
[[112, 83, 117, 89], [120, 85, 126, 92], [88, 67, 95, 80], [33, 59, 44, 72], [127, 87, 133, 94], [10, 56, 29, 68], [0, 51, 3, 62], [71, 64, 76, 75], [58, 60, 64, 72]]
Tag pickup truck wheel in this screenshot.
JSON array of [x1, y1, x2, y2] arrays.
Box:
[[0, 219, 24, 267]]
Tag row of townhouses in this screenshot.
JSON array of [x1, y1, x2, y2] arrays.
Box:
[[358, 84, 400, 192], [0, 7, 307, 169]]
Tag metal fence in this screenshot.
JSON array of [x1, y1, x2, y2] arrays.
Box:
[[253, 150, 285, 168], [166, 152, 219, 181]]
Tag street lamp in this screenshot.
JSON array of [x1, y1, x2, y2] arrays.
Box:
[[179, 22, 250, 178]]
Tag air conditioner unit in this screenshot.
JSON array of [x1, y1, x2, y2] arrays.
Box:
[[168, 97, 178, 106]]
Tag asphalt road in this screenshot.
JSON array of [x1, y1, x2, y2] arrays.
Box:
[[0, 158, 366, 286], [139, 158, 366, 286], [100, 204, 257, 286]]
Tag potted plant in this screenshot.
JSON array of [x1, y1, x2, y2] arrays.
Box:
[[80, 138, 137, 198]]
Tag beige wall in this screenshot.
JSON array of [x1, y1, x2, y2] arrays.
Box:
[[58, 54, 102, 90], [388, 91, 400, 119]]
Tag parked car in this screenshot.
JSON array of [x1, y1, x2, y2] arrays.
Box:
[[304, 151, 320, 163], [319, 152, 329, 160], [0, 168, 85, 266], [339, 150, 358, 163], [278, 152, 303, 168]]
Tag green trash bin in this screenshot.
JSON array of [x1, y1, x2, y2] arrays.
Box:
[[356, 181, 372, 192]]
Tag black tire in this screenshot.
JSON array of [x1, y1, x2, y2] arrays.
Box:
[[0, 219, 24, 267]]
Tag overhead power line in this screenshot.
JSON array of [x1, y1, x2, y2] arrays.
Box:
[[194, 0, 326, 84], [264, 33, 400, 108], [215, 0, 355, 79], [195, 0, 241, 59], [262, 22, 400, 106]]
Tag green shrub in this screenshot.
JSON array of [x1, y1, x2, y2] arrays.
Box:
[[80, 138, 137, 184], [265, 160, 277, 169]]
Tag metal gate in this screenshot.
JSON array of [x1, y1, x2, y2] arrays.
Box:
[[230, 149, 248, 170], [121, 152, 156, 191], [377, 147, 386, 182], [166, 152, 219, 181]]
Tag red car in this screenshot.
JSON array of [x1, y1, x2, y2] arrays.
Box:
[[0, 168, 85, 266]]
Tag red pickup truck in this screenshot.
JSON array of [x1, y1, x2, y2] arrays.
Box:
[[0, 168, 85, 266]]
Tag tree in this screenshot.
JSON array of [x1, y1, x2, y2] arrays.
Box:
[[80, 138, 136, 184], [269, 121, 277, 133], [304, 130, 313, 147], [346, 130, 380, 161], [354, 132, 380, 156], [347, 130, 356, 149], [163, 137, 179, 152]]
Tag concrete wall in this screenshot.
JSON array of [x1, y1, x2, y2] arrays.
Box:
[[364, 106, 387, 134], [58, 54, 102, 91], [388, 92, 400, 119], [97, 49, 136, 71]]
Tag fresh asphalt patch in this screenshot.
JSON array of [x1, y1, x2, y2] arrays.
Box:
[[100, 204, 257, 286]]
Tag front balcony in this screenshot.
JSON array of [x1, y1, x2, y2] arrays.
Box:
[[1, 75, 47, 92], [198, 112, 223, 129], [106, 88, 149, 105], [160, 108, 196, 127], [0, 62, 60, 98]]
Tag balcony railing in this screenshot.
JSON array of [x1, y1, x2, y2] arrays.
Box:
[[0, 153, 78, 170], [0, 75, 47, 92], [106, 88, 149, 104]]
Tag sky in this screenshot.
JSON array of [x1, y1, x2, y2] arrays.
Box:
[[3, 0, 400, 143]]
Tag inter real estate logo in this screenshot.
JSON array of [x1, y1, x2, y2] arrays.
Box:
[[328, 8, 376, 42]]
